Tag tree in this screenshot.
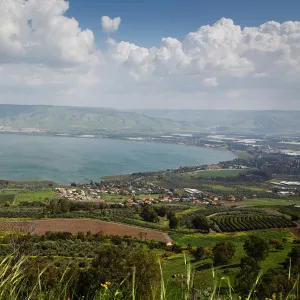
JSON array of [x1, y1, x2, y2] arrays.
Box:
[[256, 268, 294, 299], [191, 215, 210, 231], [288, 246, 300, 273], [169, 215, 179, 229], [212, 241, 235, 266], [244, 235, 269, 261], [155, 206, 168, 217], [77, 245, 160, 299], [193, 246, 205, 260], [140, 205, 159, 223], [235, 256, 261, 297]]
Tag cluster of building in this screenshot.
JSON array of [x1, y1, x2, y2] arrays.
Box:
[[73, 181, 168, 196], [55, 188, 104, 202], [270, 181, 300, 195]]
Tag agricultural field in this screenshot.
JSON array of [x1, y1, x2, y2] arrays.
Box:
[[236, 185, 269, 192], [222, 197, 300, 207], [98, 193, 129, 202], [14, 190, 58, 204], [211, 214, 295, 232], [202, 184, 234, 191], [32, 219, 173, 244]]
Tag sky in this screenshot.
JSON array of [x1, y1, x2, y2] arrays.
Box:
[[0, 0, 300, 109]]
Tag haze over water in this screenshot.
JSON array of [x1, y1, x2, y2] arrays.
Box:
[[0, 134, 236, 183]]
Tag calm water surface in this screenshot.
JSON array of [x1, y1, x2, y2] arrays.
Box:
[[0, 134, 236, 183]]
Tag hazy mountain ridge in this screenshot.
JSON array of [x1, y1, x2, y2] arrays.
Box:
[[0, 105, 196, 134], [135, 109, 300, 134], [0, 105, 299, 134]]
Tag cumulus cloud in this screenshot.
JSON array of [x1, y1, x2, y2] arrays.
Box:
[[0, 0, 300, 109], [101, 16, 121, 33], [0, 0, 97, 66]]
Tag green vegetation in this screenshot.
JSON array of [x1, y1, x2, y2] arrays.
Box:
[[189, 169, 247, 178], [0, 193, 15, 204], [1, 151, 300, 298], [211, 214, 295, 232], [171, 229, 294, 252], [0, 180, 57, 189], [236, 185, 268, 192], [202, 184, 234, 191], [14, 190, 58, 204], [236, 197, 300, 207]]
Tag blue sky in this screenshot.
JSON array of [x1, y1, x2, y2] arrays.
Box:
[[1, 0, 300, 109], [66, 0, 300, 47]]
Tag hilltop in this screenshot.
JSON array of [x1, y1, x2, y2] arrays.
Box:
[[0, 105, 300, 135]]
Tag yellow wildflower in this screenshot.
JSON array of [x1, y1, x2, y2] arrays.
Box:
[[100, 283, 108, 289]]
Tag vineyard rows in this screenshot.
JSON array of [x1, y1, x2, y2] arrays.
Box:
[[212, 214, 295, 232]]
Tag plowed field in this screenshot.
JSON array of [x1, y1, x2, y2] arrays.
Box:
[[0, 219, 173, 245]]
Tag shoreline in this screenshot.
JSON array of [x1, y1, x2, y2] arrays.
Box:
[[0, 130, 236, 153]]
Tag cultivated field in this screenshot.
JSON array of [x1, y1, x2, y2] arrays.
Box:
[[32, 219, 173, 244]]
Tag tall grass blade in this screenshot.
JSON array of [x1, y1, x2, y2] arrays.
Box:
[[246, 271, 262, 300], [158, 259, 166, 300], [132, 266, 136, 300]]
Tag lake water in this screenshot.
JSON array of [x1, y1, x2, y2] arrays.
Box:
[[0, 134, 235, 183]]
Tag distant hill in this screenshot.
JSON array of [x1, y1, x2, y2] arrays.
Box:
[[0, 105, 196, 134], [0, 105, 298, 135], [135, 109, 300, 135]]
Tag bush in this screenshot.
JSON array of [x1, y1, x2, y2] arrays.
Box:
[[191, 215, 210, 231], [212, 240, 235, 266], [244, 235, 269, 261], [140, 205, 159, 223]]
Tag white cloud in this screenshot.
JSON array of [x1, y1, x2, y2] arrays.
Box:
[[0, 0, 300, 109], [101, 16, 121, 33], [203, 77, 218, 87], [0, 0, 97, 66]]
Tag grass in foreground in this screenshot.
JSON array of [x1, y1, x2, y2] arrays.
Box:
[[0, 252, 297, 300]]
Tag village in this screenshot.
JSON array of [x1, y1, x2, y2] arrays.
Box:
[[55, 180, 257, 207]]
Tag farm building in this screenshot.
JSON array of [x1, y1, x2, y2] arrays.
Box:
[[184, 188, 203, 196], [271, 181, 300, 192]]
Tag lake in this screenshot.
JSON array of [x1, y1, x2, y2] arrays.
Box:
[[0, 134, 236, 183]]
